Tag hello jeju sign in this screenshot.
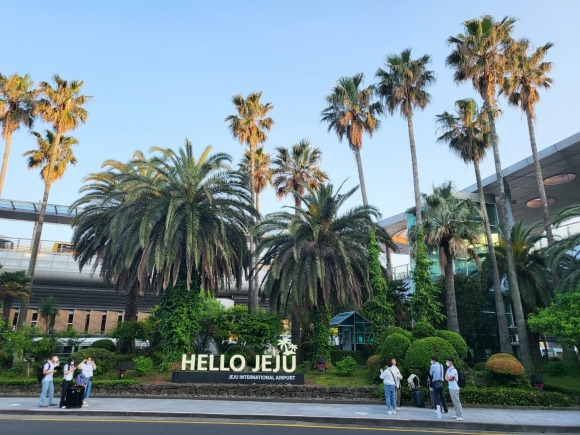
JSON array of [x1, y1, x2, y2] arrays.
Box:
[[171, 337, 304, 384]]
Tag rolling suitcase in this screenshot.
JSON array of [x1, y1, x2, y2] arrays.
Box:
[[65, 386, 85, 408], [413, 389, 425, 408]]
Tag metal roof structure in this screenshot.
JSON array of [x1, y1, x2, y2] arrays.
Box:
[[0, 198, 80, 224], [379, 131, 580, 253]]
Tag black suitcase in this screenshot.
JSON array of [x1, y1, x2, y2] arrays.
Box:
[[65, 386, 85, 408], [413, 389, 425, 408]]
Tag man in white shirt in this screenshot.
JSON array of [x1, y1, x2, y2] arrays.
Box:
[[80, 357, 97, 404], [39, 354, 59, 407], [445, 358, 464, 421]]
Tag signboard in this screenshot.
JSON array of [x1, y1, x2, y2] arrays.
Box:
[[172, 336, 303, 385]]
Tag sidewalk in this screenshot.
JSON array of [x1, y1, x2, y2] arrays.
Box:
[[0, 396, 578, 433]]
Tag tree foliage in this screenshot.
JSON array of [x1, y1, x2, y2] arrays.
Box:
[[528, 291, 580, 347]]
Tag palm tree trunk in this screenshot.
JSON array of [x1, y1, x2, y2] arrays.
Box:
[[0, 130, 13, 196], [353, 148, 368, 206], [473, 159, 513, 354], [407, 114, 422, 228], [527, 328, 544, 369], [291, 194, 302, 361], [124, 283, 139, 322], [254, 192, 260, 307], [525, 109, 553, 245], [386, 248, 393, 282], [2, 294, 14, 324], [248, 147, 257, 314], [484, 98, 534, 373], [444, 250, 460, 333]]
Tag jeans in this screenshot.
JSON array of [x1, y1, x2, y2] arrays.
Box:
[[449, 388, 463, 417], [433, 385, 448, 412], [84, 377, 92, 399], [60, 379, 73, 407], [39, 379, 54, 406], [384, 384, 396, 410]]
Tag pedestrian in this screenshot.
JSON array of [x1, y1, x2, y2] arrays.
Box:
[[390, 358, 404, 410], [429, 356, 448, 418], [445, 358, 464, 421], [380, 359, 398, 415], [59, 357, 76, 409], [39, 354, 59, 407], [80, 356, 97, 405]]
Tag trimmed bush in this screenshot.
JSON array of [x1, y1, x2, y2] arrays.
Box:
[[435, 330, 468, 358], [330, 350, 365, 365], [367, 355, 382, 383], [71, 348, 117, 373], [334, 356, 357, 376], [486, 353, 525, 376], [383, 326, 413, 341], [90, 339, 117, 352], [404, 337, 459, 379], [544, 360, 566, 377], [472, 362, 486, 372], [461, 386, 570, 407], [412, 322, 436, 339], [380, 333, 411, 366]]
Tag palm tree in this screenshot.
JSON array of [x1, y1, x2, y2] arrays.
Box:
[[239, 146, 271, 213], [256, 182, 380, 358], [0, 73, 37, 196], [421, 181, 483, 333], [446, 15, 534, 372], [503, 39, 554, 244], [270, 138, 329, 356], [19, 75, 91, 331], [436, 99, 513, 353], [1, 271, 31, 324], [376, 49, 435, 229], [39, 295, 59, 334], [321, 73, 381, 206], [226, 91, 274, 314], [24, 130, 78, 180], [489, 222, 552, 368]]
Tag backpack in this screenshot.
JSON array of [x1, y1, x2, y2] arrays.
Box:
[[37, 362, 48, 383], [75, 372, 87, 386], [457, 369, 466, 387]]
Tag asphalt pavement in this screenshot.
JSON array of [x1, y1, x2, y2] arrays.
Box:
[[0, 396, 578, 433]]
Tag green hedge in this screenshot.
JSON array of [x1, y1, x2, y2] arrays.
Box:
[[461, 387, 570, 407], [0, 378, 138, 386], [90, 339, 117, 352], [404, 337, 459, 380], [71, 348, 117, 373], [380, 333, 411, 366], [330, 350, 365, 365], [435, 330, 468, 358], [412, 322, 436, 339]]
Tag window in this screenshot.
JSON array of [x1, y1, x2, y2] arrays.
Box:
[[84, 311, 91, 333], [68, 310, 74, 326], [31, 310, 38, 327], [117, 312, 123, 324], [100, 311, 107, 334], [12, 310, 19, 327]]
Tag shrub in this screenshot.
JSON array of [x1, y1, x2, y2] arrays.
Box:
[[404, 337, 459, 380], [330, 350, 365, 365], [380, 333, 411, 366], [334, 356, 357, 376], [367, 355, 382, 383], [71, 348, 117, 373], [544, 360, 566, 377], [460, 386, 570, 407], [435, 330, 468, 358], [90, 339, 117, 352], [133, 356, 155, 375], [412, 322, 436, 339], [383, 326, 413, 341], [486, 353, 525, 376], [472, 362, 486, 372]]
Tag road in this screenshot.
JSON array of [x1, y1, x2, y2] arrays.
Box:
[[0, 416, 487, 434]]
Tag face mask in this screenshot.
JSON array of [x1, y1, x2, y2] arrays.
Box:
[[445, 362, 450, 367]]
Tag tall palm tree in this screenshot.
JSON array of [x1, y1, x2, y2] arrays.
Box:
[[0, 73, 37, 195], [321, 73, 381, 206], [24, 130, 78, 180], [436, 99, 513, 353], [489, 222, 552, 368], [239, 146, 271, 213], [503, 39, 554, 244], [270, 138, 329, 356], [19, 75, 91, 331], [1, 271, 31, 324], [226, 91, 274, 313], [39, 295, 59, 334], [256, 183, 380, 357], [375, 49, 435, 229], [446, 15, 534, 372], [421, 181, 483, 333]]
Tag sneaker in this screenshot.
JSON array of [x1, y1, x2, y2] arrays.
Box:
[[49, 403, 57, 406], [61, 406, 67, 409], [443, 410, 448, 413], [387, 410, 393, 415], [40, 405, 47, 408], [396, 407, 401, 411], [393, 410, 397, 415], [82, 402, 89, 407], [455, 417, 463, 421]]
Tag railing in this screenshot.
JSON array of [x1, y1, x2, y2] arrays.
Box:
[[0, 236, 74, 254]]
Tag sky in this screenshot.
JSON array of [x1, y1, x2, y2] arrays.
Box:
[[1, 0, 579, 267]]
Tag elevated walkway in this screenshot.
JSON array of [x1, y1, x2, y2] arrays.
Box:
[[0, 198, 80, 225]]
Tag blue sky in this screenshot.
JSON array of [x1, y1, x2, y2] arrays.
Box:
[[2, 1, 579, 252]]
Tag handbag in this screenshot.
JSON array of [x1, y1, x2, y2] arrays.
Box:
[[432, 364, 444, 389]]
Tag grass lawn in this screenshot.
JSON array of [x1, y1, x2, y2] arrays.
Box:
[[543, 374, 580, 396], [304, 366, 373, 387]]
